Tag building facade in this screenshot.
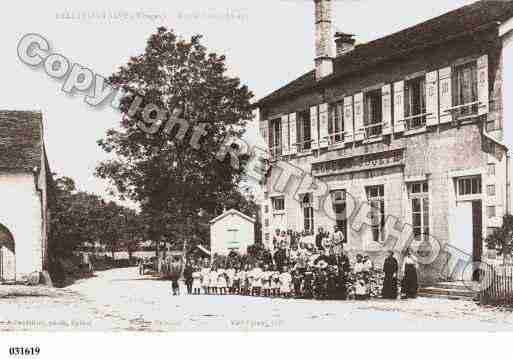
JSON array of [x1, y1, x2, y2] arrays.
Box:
[[0, 111, 53, 282], [255, 0, 513, 283], [210, 209, 256, 256]]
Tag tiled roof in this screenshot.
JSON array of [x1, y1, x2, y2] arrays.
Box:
[[0, 111, 43, 172], [256, 0, 513, 106], [209, 209, 256, 224]]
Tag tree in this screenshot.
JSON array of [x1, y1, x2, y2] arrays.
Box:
[[96, 27, 254, 253], [118, 208, 144, 262], [50, 175, 141, 260], [484, 214, 513, 262]]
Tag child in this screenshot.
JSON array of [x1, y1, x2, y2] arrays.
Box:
[[279, 266, 292, 298], [302, 267, 314, 299], [242, 264, 250, 295], [192, 267, 202, 295], [217, 269, 227, 295], [232, 267, 241, 295], [261, 265, 270, 297], [226, 265, 235, 294], [201, 265, 210, 295], [354, 277, 367, 300], [210, 267, 218, 295], [271, 265, 281, 297], [292, 269, 303, 298], [246, 264, 255, 295], [252, 264, 262, 296]]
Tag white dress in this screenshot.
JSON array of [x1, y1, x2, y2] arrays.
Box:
[[279, 272, 292, 293], [261, 271, 270, 290], [209, 271, 218, 287], [226, 268, 235, 287], [200, 268, 209, 287], [217, 273, 227, 288], [192, 272, 202, 291], [252, 268, 263, 287]]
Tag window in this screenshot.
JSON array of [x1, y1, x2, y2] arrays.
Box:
[[457, 176, 482, 196], [331, 190, 348, 243], [487, 205, 496, 219], [301, 193, 314, 234], [264, 205, 269, 214], [271, 196, 285, 211], [404, 77, 427, 129], [268, 118, 282, 159], [365, 185, 385, 242], [297, 110, 311, 152], [408, 181, 429, 241], [453, 61, 478, 116], [487, 184, 496, 197], [264, 219, 269, 227], [364, 90, 382, 138], [328, 102, 344, 144], [488, 163, 496, 176]]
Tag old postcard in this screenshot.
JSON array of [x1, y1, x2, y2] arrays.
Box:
[[2, 0, 513, 356]]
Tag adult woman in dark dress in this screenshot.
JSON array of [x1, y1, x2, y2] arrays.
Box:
[[381, 250, 398, 299], [401, 250, 418, 299], [336, 249, 351, 300]]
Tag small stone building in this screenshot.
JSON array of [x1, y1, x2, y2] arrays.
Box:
[[210, 209, 255, 256], [0, 111, 53, 282], [255, 1, 513, 283]]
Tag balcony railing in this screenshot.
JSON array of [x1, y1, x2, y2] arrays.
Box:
[[292, 139, 313, 153], [445, 101, 480, 118], [403, 113, 427, 130], [325, 131, 345, 145], [363, 122, 383, 138]]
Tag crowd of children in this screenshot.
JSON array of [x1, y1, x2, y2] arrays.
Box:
[[183, 250, 387, 300], [189, 264, 295, 297], [179, 226, 418, 300]]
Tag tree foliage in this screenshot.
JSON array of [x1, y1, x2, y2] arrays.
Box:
[[49, 176, 144, 260], [95, 27, 256, 250], [484, 214, 513, 256]]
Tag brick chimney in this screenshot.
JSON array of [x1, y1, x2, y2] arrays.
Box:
[[314, 0, 334, 80], [334, 32, 356, 56]]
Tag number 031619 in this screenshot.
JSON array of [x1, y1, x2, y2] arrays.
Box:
[[9, 347, 40, 356]]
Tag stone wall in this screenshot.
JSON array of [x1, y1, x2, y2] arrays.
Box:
[[0, 172, 43, 280]]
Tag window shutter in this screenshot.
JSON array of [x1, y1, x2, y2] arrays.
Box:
[[310, 105, 319, 149], [425, 71, 439, 126], [439, 66, 453, 123], [318, 103, 329, 148], [289, 113, 297, 154], [393, 81, 405, 133], [259, 120, 269, 147], [382, 84, 392, 135], [343, 96, 354, 143], [354, 92, 364, 141], [478, 54, 489, 116], [281, 114, 289, 155]]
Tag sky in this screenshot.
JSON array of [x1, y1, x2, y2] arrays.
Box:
[[1, 0, 478, 204]]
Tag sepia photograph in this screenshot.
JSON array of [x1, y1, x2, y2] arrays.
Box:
[[2, 0, 513, 357]]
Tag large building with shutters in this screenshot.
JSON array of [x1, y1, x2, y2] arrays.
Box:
[[255, 0, 513, 283]]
